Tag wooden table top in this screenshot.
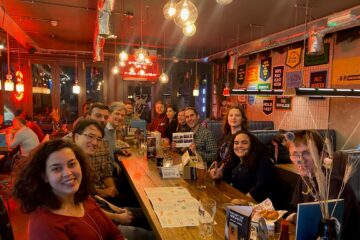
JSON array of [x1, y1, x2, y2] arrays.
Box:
[[275, 163, 299, 175], [118, 151, 295, 240]]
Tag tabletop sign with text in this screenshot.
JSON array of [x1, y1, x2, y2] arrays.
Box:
[[275, 96, 292, 110], [160, 167, 181, 179]]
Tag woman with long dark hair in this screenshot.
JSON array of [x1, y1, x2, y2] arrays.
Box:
[[13, 139, 124, 240]]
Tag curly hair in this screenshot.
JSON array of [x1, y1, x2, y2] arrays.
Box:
[[226, 130, 266, 170], [13, 139, 94, 213], [223, 106, 248, 135]]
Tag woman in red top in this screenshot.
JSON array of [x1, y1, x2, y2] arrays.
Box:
[[13, 139, 124, 240]]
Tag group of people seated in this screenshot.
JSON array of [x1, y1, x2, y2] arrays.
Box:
[[1, 101, 359, 239]]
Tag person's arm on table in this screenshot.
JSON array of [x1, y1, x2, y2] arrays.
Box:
[[97, 177, 118, 197]]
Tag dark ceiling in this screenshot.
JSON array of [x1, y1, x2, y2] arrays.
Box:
[[3, 0, 360, 57]]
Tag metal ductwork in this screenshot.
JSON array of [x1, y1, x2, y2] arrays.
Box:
[[205, 5, 360, 62], [93, 0, 115, 62]]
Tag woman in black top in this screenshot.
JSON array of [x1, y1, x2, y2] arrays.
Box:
[[210, 130, 277, 203], [164, 105, 178, 143]]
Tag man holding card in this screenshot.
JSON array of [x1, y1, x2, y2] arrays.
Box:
[[184, 107, 217, 165]]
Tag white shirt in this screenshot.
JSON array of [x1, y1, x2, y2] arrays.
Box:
[[9, 126, 40, 156]]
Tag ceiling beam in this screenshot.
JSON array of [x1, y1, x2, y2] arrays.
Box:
[[0, 6, 40, 53]]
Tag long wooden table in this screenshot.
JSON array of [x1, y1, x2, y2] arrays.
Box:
[[118, 151, 295, 240]]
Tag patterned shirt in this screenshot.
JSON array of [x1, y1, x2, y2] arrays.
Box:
[[193, 125, 218, 165]]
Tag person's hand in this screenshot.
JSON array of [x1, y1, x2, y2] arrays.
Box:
[[286, 213, 297, 224], [98, 186, 118, 197], [209, 162, 224, 180], [189, 143, 196, 152], [113, 209, 134, 225]]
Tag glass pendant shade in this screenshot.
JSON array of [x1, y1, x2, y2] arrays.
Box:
[[193, 88, 199, 96], [163, 0, 177, 20], [174, 0, 198, 28], [119, 51, 128, 61], [4, 79, 14, 91], [159, 72, 169, 84], [72, 83, 80, 94], [183, 24, 196, 37], [135, 47, 149, 63], [216, 0, 233, 5], [112, 65, 120, 75], [16, 82, 24, 92]]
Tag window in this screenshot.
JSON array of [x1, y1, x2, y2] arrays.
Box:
[[59, 66, 78, 123]]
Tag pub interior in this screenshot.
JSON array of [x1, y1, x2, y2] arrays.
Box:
[[0, 0, 360, 240]]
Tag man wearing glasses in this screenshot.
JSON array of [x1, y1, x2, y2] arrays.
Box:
[[65, 103, 118, 199]]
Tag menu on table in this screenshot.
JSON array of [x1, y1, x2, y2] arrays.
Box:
[[144, 187, 199, 228]]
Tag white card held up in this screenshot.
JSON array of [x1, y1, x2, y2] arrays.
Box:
[[172, 132, 193, 148]]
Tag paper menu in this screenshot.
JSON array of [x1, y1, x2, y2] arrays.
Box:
[[145, 187, 200, 228]]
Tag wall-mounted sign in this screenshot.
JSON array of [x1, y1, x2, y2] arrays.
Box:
[[272, 66, 284, 89], [263, 99, 273, 115], [332, 56, 360, 86], [247, 85, 257, 106], [246, 65, 259, 82], [310, 71, 327, 88], [304, 43, 330, 66], [260, 58, 272, 81], [275, 96, 292, 110], [285, 47, 302, 68], [237, 64, 246, 85], [121, 55, 159, 80], [286, 71, 302, 88]]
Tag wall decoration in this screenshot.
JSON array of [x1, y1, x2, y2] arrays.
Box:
[[272, 66, 284, 89], [260, 58, 272, 81], [285, 47, 302, 68], [247, 85, 257, 106], [258, 83, 271, 98], [332, 56, 360, 86], [263, 99, 273, 115], [246, 65, 259, 82], [275, 96, 292, 110], [310, 71, 327, 88], [304, 43, 330, 66], [237, 64, 246, 85], [286, 71, 302, 88]]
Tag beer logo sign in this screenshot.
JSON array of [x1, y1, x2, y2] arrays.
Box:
[[286, 47, 302, 68]]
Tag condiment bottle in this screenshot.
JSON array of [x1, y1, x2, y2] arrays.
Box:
[[279, 220, 289, 240]]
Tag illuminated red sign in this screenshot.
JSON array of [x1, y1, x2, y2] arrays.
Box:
[[120, 55, 159, 80]]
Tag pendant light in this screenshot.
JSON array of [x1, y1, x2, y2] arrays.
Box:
[[159, 31, 169, 84], [15, 41, 24, 94], [193, 61, 199, 96], [174, 0, 198, 28], [4, 33, 14, 91], [72, 54, 80, 94], [112, 37, 120, 75], [135, 0, 151, 66], [163, 0, 177, 20], [183, 24, 196, 37], [216, 0, 233, 5]]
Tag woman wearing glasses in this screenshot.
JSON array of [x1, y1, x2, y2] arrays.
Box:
[[209, 130, 282, 206], [13, 139, 124, 240], [286, 130, 360, 239]]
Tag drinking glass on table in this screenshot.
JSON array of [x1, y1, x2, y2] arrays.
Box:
[[195, 153, 207, 189], [199, 198, 216, 240]]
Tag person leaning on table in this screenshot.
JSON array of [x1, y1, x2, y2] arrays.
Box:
[[13, 139, 124, 240], [209, 130, 282, 206], [286, 130, 360, 240]]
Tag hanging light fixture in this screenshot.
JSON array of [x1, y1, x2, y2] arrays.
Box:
[[119, 50, 128, 61], [4, 33, 14, 92], [159, 31, 169, 84], [174, 0, 198, 28], [183, 24, 196, 37], [163, 0, 177, 20], [72, 54, 80, 94], [216, 0, 233, 5], [193, 61, 199, 96], [135, 1, 152, 67], [112, 36, 120, 75]]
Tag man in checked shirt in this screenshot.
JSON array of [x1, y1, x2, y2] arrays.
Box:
[[184, 107, 218, 166]]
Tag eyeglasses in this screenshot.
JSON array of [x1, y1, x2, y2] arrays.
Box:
[[81, 133, 103, 142], [289, 151, 311, 161]]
